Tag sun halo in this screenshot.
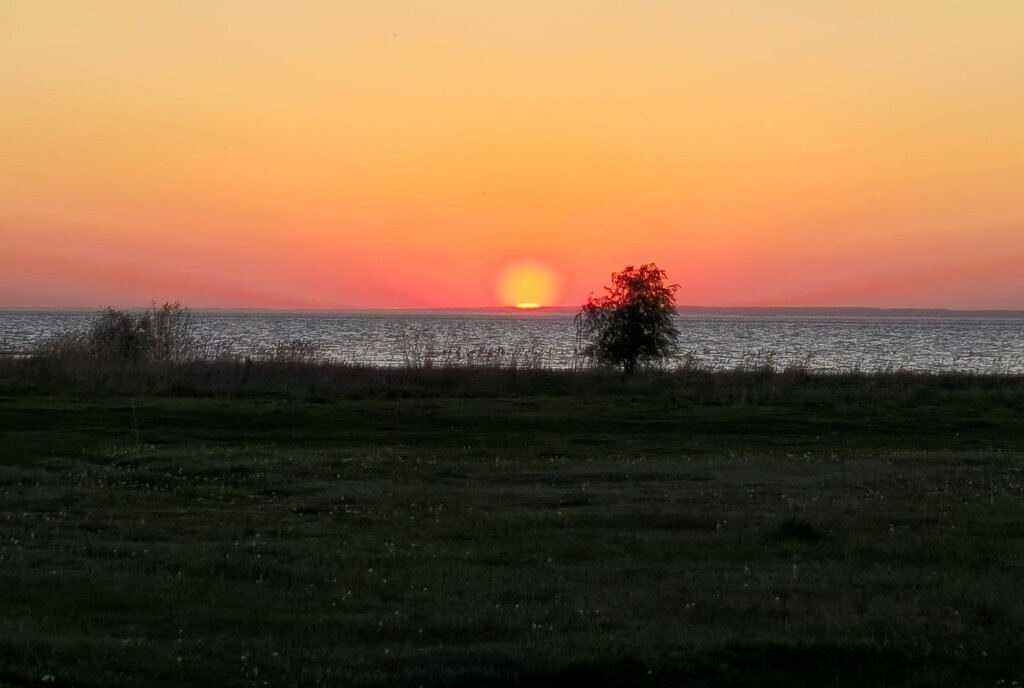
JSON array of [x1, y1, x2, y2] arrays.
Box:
[[496, 261, 559, 309]]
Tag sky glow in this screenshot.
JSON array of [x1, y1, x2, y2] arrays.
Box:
[[3, 2, 1023, 308]]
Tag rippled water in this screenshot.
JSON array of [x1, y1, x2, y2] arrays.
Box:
[[1, 309, 1023, 373]]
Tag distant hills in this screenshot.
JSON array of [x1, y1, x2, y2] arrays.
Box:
[[672, 306, 1024, 318]]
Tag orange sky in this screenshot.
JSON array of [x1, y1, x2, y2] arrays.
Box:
[[3, 1, 1024, 308]]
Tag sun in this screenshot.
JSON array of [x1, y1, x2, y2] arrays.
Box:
[[496, 261, 559, 309]]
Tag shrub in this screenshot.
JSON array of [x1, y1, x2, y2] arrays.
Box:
[[36, 302, 198, 365]]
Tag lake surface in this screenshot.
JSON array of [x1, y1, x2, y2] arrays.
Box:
[[2, 308, 1023, 373]]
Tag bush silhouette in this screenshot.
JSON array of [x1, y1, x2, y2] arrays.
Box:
[[86, 302, 197, 364], [90, 308, 148, 362]]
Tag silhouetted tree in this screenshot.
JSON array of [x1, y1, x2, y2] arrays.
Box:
[[575, 263, 679, 374]]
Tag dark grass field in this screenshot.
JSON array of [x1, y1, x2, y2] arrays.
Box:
[[1, 371, 1023, 686]]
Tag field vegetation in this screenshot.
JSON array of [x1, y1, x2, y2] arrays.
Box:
[[0, 307, 1022, 686]]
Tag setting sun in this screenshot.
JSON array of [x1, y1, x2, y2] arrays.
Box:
[[496, 261, 559, 309]]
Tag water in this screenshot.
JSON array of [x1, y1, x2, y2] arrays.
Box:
[[1, 308, 1023, 373]]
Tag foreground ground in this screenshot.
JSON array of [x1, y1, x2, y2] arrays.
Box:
[[1, 376, 1022, 686]]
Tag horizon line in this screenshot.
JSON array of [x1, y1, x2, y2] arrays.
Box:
[[3, 304, 1024, 315]]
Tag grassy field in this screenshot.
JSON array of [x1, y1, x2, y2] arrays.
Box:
[[1, 374, 1023, 686]]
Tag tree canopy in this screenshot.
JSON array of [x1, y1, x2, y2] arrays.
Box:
[[575, 263, 679, 374]]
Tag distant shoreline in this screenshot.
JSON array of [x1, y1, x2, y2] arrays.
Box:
[[2, 305, 1024, 318], [674, 306, 1024, 319]]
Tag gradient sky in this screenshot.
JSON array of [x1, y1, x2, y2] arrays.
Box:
[[3, 1, 1024, 308]]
